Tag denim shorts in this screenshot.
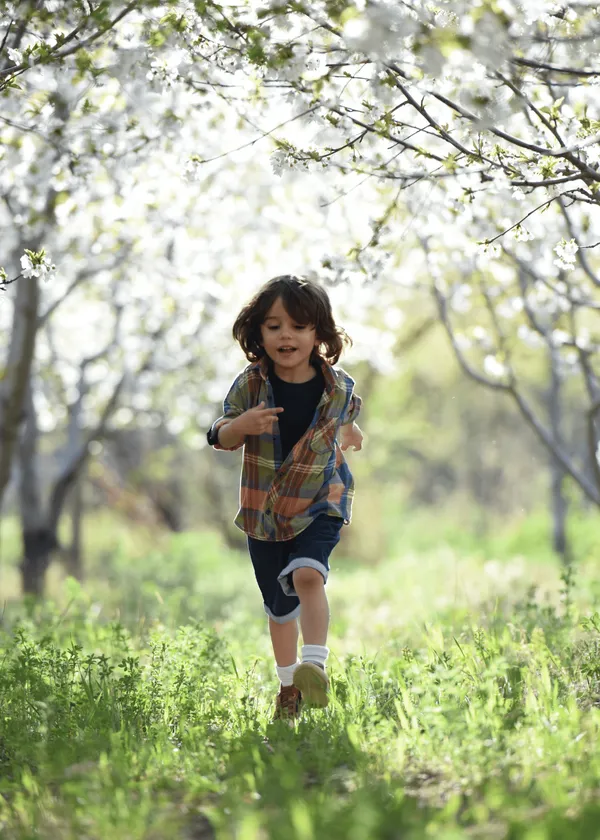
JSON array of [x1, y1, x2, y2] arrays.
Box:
[[247, 514, 343, 624]]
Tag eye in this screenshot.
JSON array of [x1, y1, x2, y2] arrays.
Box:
[[295, 325, 307, 330], [267, 325, 279, 331]]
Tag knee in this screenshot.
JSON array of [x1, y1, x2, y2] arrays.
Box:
[[292, 566, 324, 593]]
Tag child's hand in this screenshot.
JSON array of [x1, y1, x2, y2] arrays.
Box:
[[339, 422, 363, 452], [233, 401, 284, 436]]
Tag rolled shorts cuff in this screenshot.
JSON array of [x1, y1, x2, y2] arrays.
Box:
[[264, 603, 301, 624], [277, 557, 329, 597]]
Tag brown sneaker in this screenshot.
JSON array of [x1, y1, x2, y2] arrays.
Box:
[[293, 662, 329, 708], [273, 684, 302, 721]]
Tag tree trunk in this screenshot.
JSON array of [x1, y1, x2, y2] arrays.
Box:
[[18, 384, 56, 596], [66, 466, 85, 581], [0, 273, 40, 511], [21, 527, 59, 597], [547, 347, 571, 567], [550, 458, 569, 561]]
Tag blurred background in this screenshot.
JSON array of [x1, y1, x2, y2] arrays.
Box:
[[1, 2, 598, 619], [2, 264, 596, 613]]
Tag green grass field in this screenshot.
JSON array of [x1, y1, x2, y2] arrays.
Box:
[[1, 512, 600, 839]]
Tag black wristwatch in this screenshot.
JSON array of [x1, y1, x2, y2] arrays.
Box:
[[206, 424, 220, 446]]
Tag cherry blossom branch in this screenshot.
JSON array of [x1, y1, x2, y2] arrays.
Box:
[[483, 196, 560, 245], [440, 93, 599, 164], [421, 237, 600, 505], [387, 70, 488, 163], [513, 57, 600, 78], [557, 198, 600, 288], [0, 17, 14, 56], [385, 68, 600, 183], [0, 272, 22, 290], [0, 1, 140, 86]]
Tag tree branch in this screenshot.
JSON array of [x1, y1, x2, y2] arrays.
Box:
[[557, 198, 600, 288], [0, 1, 140, 86], [513, 57, 600, 78]]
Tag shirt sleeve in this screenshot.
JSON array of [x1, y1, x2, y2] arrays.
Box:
[[208, 372, 250, 451], [340, 374, 362, 425]]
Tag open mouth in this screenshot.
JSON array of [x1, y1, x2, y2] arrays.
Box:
[[277, 347, 297, 355]]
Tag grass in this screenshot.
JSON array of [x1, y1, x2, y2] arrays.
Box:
[[1, 513, 600, 838]]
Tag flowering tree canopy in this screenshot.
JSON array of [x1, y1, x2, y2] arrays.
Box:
[[174, 0, 599, 509], [0, 0, 191, 508], [2, 0, 600, 561]]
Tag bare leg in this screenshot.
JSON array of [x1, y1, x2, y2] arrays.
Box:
[[292, 568, 329, 645], [269, 616, 299, 666]]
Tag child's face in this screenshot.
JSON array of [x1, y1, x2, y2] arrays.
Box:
[[260, 296, 319, 372]]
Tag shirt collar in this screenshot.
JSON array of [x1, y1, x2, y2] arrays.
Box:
[[256, 354, 336, 397]]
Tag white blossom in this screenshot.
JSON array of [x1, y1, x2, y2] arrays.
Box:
[[513, 226, 534, 243], [7, 48, 23, 65], [585, 143, 600, 165], [20, 252, 56, 282], [553, 238, 578, 271], [484, 355, 507, 378], [497, 296, 523, 319], [473, 326, 489, 342], [270, 149, 289, 176], [517, 324, 543, 348], [451, 283, 472, 313], [551, 329, 571, 347], [342, 3, 418, 60]]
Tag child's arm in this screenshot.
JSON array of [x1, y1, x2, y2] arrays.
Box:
[[209, 377, 284, 451], [208, 374, 248, 451], [218, 402, 284, 447], [339, 378, 363, 451], [214, 417, 245, 450]]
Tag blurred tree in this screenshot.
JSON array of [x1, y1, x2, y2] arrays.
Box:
[[191, 0, 600, 545], [0, 0, 188, 509]]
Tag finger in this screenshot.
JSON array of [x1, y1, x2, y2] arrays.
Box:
[[255, 401, 265, 410], [259, 406, 284, 415], [262, 419, 279, 432]]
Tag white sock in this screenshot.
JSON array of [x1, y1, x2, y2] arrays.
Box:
[[301, 644, 329, 670], [276, 661, 299, 687]]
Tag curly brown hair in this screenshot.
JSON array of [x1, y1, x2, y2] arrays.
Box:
[[232, 275, 351, 365]]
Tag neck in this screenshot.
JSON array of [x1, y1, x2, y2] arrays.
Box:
[[273, 360, 316, 383]]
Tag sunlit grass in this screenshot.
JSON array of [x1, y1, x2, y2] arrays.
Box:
[[1, 512, 600, 838]]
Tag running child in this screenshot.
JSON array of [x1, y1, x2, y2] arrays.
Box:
[[206, 275, 363, 720]]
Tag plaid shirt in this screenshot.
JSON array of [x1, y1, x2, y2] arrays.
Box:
[[210, 355, 362, 541]]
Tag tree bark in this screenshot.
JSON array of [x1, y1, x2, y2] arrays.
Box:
[[66, 465, 85, 581], [18, 384, 55, 596], [547, 350, 571, 567], [0, 274, 40, 511]]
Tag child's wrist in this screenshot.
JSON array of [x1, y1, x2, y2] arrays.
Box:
[[229, 415, 246, 436]]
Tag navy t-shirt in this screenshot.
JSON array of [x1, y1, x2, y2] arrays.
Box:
[[269, 361, 325, 461]]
